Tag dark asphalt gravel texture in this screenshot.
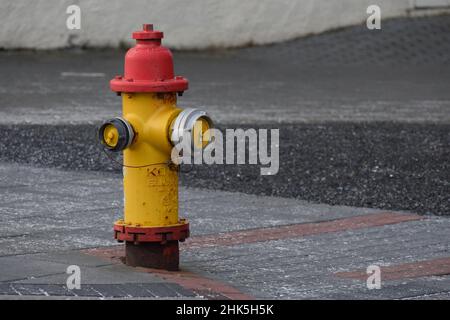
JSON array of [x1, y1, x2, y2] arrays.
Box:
[[0, 122, 448, 216]]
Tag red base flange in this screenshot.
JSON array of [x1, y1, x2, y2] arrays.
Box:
[[114, 221, 189, 243]]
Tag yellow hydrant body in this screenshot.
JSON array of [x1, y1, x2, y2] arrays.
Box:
[[99, 24, 212, 271], [120, 92, 182, 228]]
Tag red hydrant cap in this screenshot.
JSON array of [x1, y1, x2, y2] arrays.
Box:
[[110, 24, 188, 93]]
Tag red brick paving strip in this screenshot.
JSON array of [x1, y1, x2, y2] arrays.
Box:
[[137, 267, 254, 300], [84, 211, 421, 299], [184, 212, 422, 249], [336, 257, 450, 281], [84, 246, 253, 300]]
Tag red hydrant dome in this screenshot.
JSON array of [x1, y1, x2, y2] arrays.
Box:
[[110, 24, 188, 93]]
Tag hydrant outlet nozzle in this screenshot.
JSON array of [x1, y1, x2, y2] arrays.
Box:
[[171, 108, 214, 148], [98, 117, 134, 152]]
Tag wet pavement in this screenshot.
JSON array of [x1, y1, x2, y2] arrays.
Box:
[[0, 163, 449, 299]]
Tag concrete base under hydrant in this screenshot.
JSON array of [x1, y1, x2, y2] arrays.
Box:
[[125, 241, 180, 271]]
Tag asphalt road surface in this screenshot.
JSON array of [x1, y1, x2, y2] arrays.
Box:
[[0, 15, 449, 215], [0, 122, 448, 215]]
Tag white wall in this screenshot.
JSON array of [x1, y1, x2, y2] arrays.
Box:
[[0, 0, 424, 50]]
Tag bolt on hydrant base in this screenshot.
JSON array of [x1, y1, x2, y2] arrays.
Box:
[[99, 24, 212, 271]]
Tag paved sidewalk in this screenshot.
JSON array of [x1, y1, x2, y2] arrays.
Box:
[[0, 163, 449, 299]]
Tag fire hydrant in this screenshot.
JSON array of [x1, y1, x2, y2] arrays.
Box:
[[98, 24, 212, 271]]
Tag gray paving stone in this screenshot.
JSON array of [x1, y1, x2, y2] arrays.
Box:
[[0, 283, 198, 298], [0, 255, 69, 282], [0, 163, 386, 255], [180, 218, 450, 299], [0, 162, 449, 299]]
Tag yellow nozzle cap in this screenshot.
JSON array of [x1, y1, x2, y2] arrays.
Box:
[[193, 117, 211, 149], [103, 124, 119, 148], [99, 117, 135, 152]]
